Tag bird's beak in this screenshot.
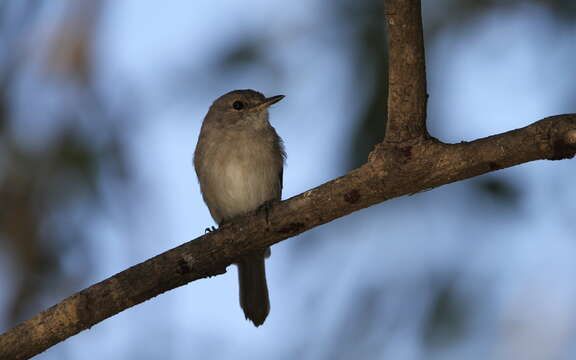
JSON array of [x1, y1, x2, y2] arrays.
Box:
[[252, 95, 285, 111], [264, 95, 285, 106]]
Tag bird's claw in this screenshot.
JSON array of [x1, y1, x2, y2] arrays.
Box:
[[257, 200, 275, 225]]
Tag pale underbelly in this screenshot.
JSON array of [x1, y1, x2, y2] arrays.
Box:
[[203, 157, 279, 222]]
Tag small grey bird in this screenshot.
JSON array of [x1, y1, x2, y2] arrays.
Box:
[[194, 89, 285, 326]]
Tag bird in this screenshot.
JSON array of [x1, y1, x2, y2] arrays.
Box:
[[194, 89, 285, 326]]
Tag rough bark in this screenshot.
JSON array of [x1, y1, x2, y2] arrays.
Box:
[[385, 0, 428, 141], [1, 0, 575, 359]]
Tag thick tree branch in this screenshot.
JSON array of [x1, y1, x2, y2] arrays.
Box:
[[1, 114, 575, 360], [1, 0, 575, 359]]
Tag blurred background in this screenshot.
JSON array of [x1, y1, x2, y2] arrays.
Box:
[[0, 0, 575, 359]]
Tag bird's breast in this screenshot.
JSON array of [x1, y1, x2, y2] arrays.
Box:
[[197, 130, 282, 223]]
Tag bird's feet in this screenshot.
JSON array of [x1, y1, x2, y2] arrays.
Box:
[[204, 226, 217, 233], [257, 200, 276, 225]]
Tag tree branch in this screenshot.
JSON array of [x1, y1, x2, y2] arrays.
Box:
[[2, 113, 575, 360], [384, 0, 428, 141], [1, 0, 575, 359]]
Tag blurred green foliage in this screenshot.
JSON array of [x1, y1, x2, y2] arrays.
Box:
[[0, 1, 129, 326]]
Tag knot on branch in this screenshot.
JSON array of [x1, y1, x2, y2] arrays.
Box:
[[564, 129, 576, 147], [550, 129, 576, 160]]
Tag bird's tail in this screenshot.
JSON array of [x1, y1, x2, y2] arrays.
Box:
[[237, 249, 270, 326]]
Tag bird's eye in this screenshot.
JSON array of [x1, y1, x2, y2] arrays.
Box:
[[232, 101, 245, 110]]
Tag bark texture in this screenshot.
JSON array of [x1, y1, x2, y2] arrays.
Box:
[[1, 0, 575, 359]]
